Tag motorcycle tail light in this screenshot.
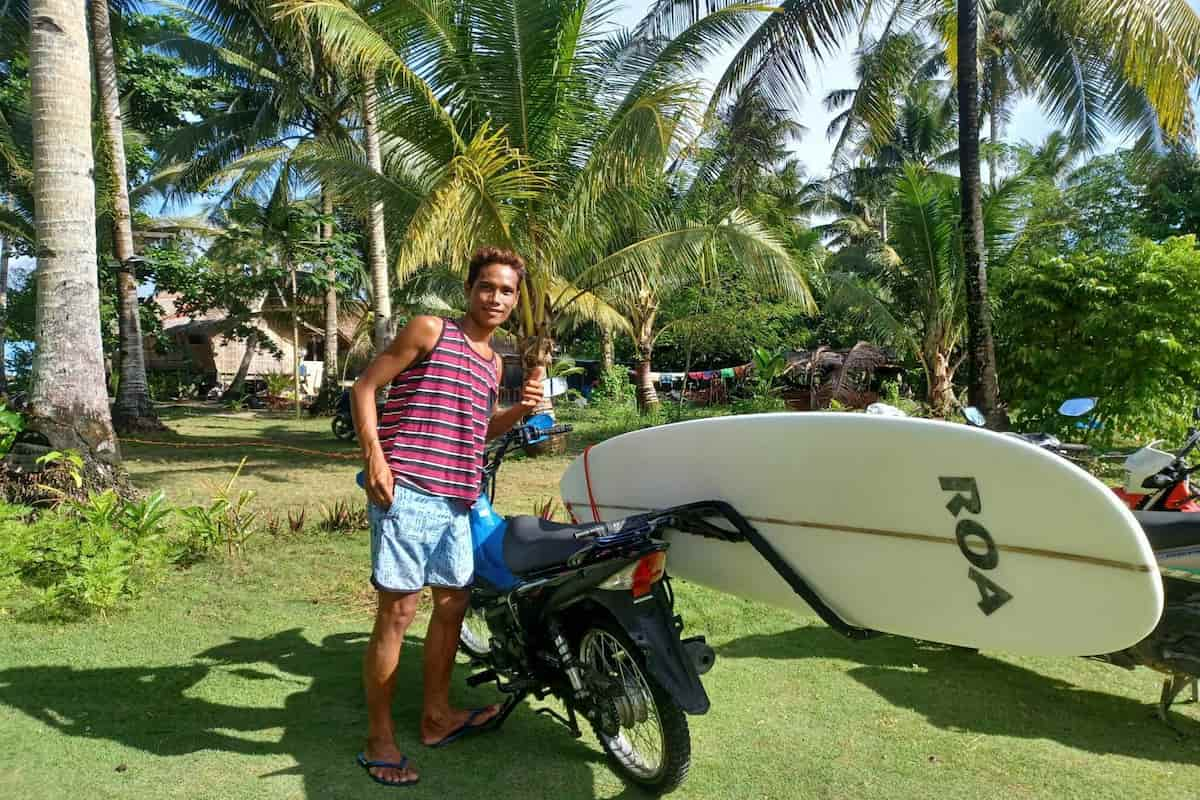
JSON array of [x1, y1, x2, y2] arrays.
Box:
[[630, 552, 667, 599], [599, 551, 668, 598]]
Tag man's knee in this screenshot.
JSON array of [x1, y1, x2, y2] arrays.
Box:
[[376, 591, 420, 633], [430, 588, 469, 621]]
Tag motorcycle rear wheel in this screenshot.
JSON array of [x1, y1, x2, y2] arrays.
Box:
[[459, 607, 491, 661], [579, 622, 691, 795], [331, 415, 356, 441]]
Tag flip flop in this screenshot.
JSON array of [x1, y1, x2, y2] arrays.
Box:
[[425, 706, 500, 748], [356, 752, 420, 788]]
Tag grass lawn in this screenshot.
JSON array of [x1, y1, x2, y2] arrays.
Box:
[[1, 405, 1198, 799]]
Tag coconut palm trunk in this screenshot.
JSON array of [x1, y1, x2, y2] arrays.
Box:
[[633, 308, 659, 413], [90, 0, 161, 433], [599, 323, 614, 371], [320, 190, 339, 403], [0, 225, 9, 396], [24, 0, 119, 475], [957, 0, 1006, 429], [363, 82, 392, 352]]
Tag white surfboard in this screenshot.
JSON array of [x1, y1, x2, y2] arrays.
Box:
[[560, 413, 1163, 657]]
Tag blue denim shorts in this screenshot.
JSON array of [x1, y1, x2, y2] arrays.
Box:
[[368, 481, 474, 593]]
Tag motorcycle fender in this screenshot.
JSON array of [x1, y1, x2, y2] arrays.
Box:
[[591, 585, 711, 715]]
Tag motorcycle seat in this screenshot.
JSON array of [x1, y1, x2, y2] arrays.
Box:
[[503, 514, 652, 576], [1132, 511, 1200, 551]]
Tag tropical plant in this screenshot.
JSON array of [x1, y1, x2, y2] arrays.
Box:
[[276, 0, 816, 429], [826, 162, 1020, 416], [996, 235, 1200, 444]]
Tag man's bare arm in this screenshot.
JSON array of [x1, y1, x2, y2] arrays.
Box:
[[352, 316, 443, 507]]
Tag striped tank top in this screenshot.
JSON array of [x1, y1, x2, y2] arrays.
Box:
[[379, 318, 499, 503]]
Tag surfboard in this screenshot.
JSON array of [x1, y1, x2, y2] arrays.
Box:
[[559, 413, 1163, 657]]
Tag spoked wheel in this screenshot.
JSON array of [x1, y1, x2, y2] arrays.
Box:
[[579, 623, 691, 795], [331, 415, 356, 441], [459, 606, 491, 661]]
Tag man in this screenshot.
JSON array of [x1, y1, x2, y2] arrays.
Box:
[[350, 247, 543, 787]]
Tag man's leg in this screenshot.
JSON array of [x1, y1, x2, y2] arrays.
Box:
[[363, 589, 421, 784], [419, 587, 499, 744]]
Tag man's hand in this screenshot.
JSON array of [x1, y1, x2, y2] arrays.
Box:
[[365, 452, 394, 509], [520, 367, 546, 409]]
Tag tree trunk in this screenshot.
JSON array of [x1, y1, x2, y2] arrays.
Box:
[[363, 82, 392, 352], [289, 258, 301, 419], [90, 0, 161, 433], [224, 293, 266, 398], [927, 350, 954, 418], [634, 308, 659, 413], [22, 0, 120, 478], [0, 220, 9, 396], [320, 190, 339, 404], [988, 61, 1004, 192], [957, 0, 1008, 430], [599, 323, 614, 371]]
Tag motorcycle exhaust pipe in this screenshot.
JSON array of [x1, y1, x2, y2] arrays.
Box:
[[682, 636, 715, 676]]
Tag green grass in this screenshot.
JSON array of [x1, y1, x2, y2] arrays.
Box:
[[1, 405, 1198, 799]]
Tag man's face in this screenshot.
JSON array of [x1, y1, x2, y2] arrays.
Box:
[[466, 262, 521, 327]]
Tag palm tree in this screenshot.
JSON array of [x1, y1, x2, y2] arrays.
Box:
[[361, 78, 391, 351], [956, 0, 1005, 426], [278, 0, 794, 398], [827, 162, 1021, 415], [90, 0, 164, 432], [159, 0, 361, 402], [25, 0, 119, 476]]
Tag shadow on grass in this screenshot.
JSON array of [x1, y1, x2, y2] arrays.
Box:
[[0, 627, 639, 799], [717, 625, 1200, 763]]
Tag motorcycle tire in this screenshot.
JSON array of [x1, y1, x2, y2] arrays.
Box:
[[331, 415, 356, 441], [578, 621, 691, 796], [459, 606, 491, 661]]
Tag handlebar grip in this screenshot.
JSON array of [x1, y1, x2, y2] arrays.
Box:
[[545, 424, 573, 436]]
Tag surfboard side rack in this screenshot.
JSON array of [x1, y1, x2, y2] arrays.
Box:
[[663, 501, 881, 642]]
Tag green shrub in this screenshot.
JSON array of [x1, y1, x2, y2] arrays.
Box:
[[592, 365, 634, 406], [178, 459, 258, 560], [0, 497, 173, 620]]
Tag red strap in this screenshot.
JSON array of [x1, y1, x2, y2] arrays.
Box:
[[582, 444, 601, 522]]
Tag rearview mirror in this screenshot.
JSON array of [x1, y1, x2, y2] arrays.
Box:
[[962, 406, 986, 427], [1057, 397, 1097, 417]]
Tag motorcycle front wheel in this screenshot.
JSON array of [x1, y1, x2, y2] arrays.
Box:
[[331, 415, 356, 441], [579, 622, 691, 795]]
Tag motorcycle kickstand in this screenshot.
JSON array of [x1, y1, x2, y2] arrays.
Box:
[[490, 689, 528, 732], [534, 704, 582, 739]]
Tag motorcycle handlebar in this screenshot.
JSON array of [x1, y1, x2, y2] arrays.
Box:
[[1055, 442, 1091, 453]]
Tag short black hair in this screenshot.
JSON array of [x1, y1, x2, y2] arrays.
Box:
[[468, 246, 526, 286]]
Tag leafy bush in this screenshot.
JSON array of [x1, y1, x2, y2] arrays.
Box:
[[592, 365, 635, 406], [0, 493, 173, 620], [178, 459, 259, 560], [263, 370, 293, 398], [0, 403, 25, 454], [996, 236, 1200, 443]]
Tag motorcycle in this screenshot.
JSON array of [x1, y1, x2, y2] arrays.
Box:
[[963, 399, 1200, 727], [332, 389, 383, 441], [457, 415, 717, 794]]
